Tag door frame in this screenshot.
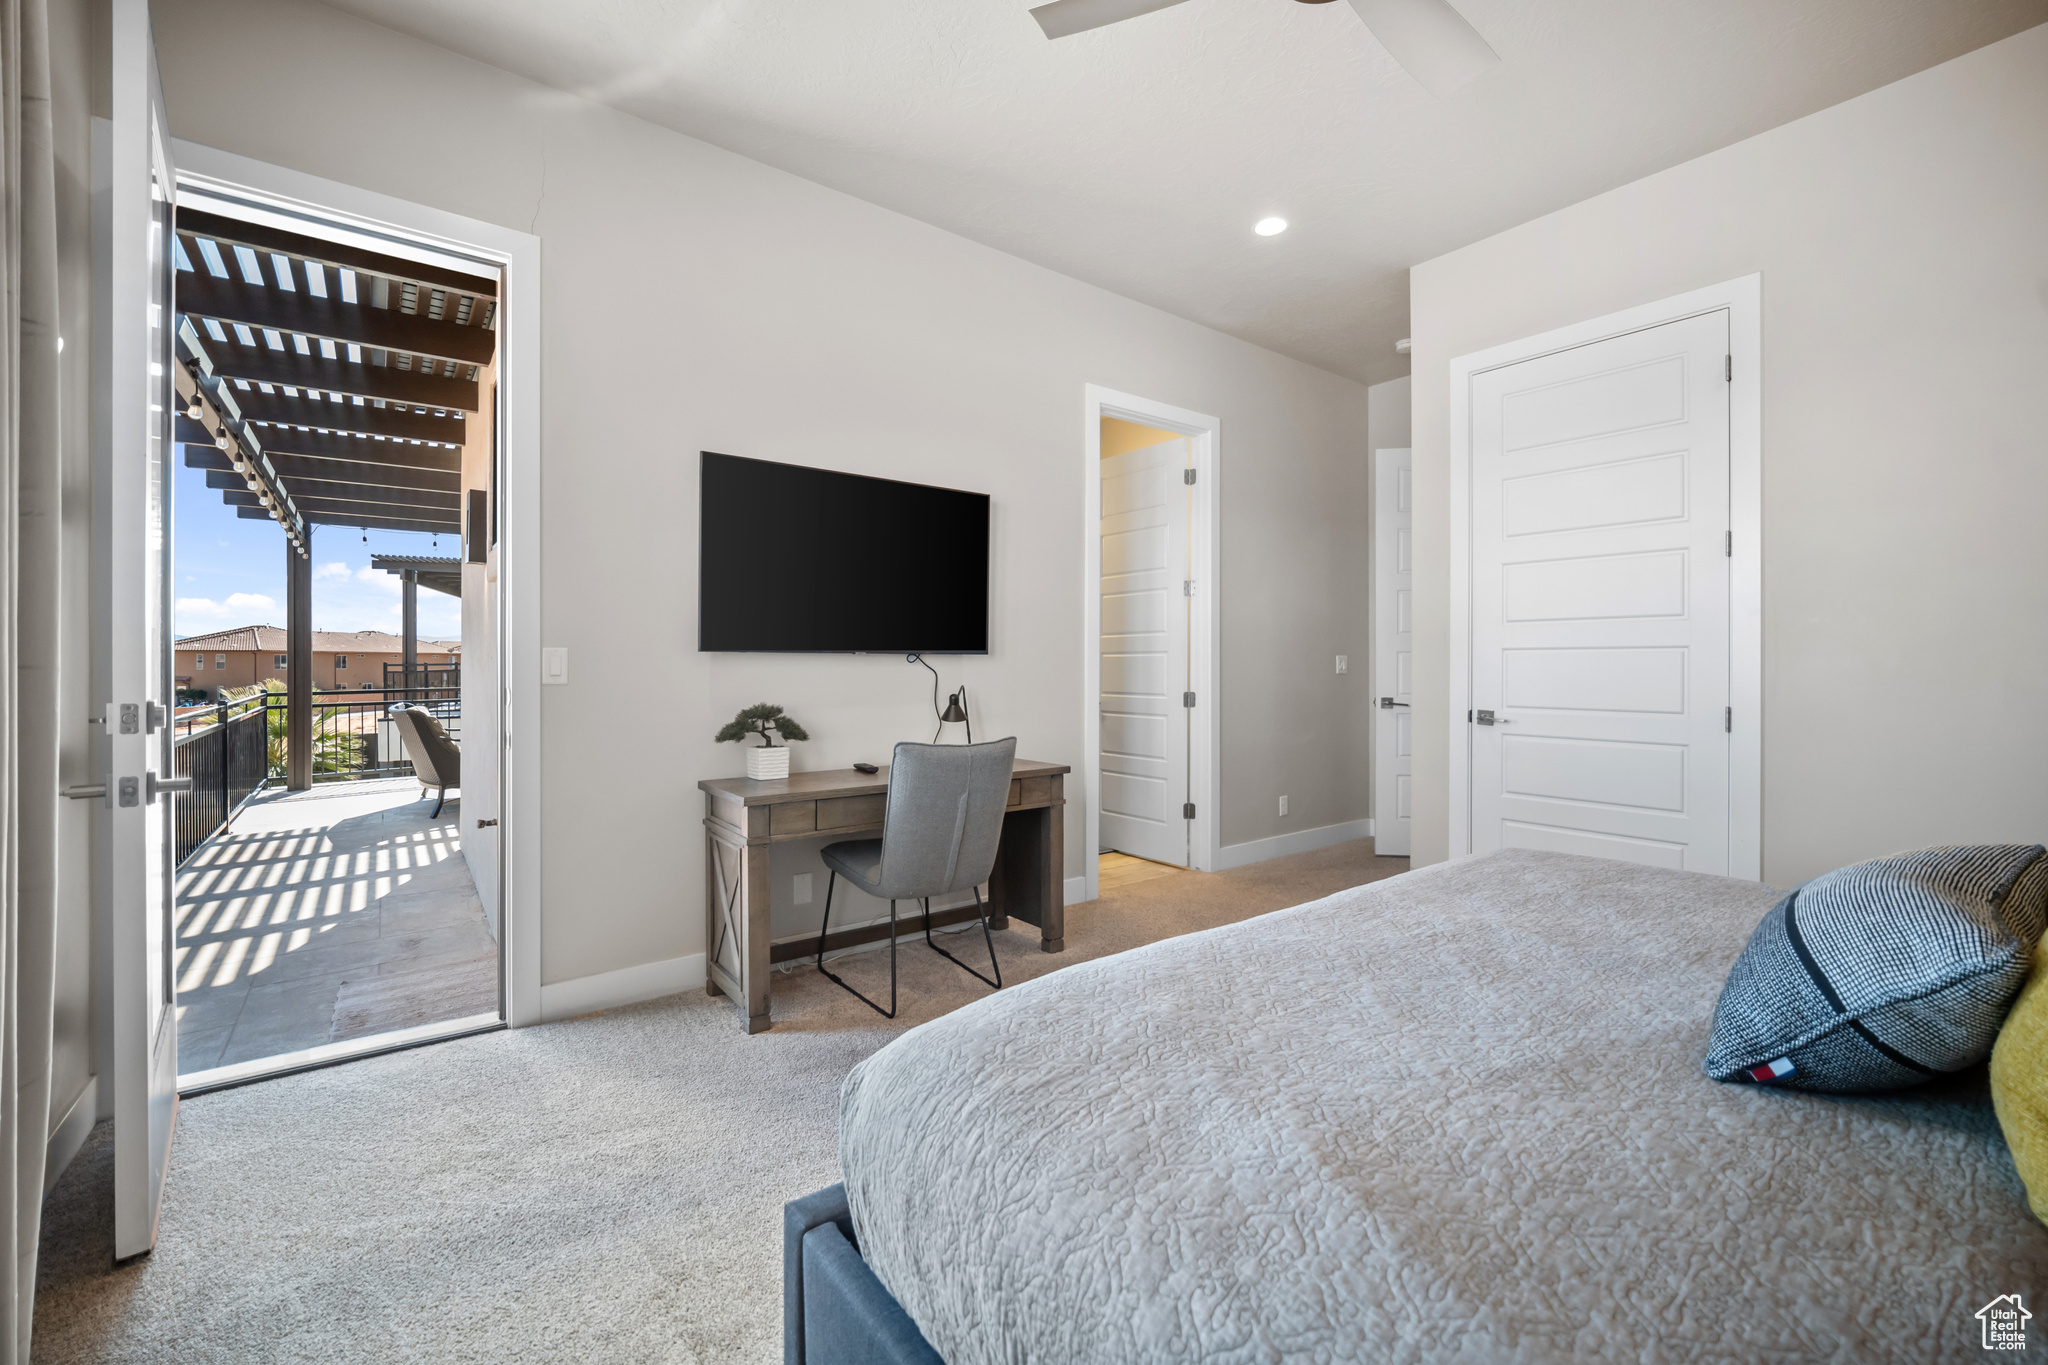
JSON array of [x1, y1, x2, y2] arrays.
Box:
[[1080, 385, 1220, 902], [1446, 274, 1761, 879], [168, 140, 546, 1026]]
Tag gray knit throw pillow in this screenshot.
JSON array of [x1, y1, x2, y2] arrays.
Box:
[[1704, 844, 2048, 1093]]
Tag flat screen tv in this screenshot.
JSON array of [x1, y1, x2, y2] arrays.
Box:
[[698, 452, 990, 653]]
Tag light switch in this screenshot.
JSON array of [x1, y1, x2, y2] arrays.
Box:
[[793, 873, 814, 906], [1278, 795, 1290, 817], [1335, 655, 1348, 674], [542, 647, 568, 685]]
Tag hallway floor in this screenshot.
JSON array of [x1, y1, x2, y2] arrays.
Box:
[[172, 777, 498, 1079]]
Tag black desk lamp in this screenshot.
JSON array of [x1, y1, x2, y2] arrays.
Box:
[[909, 655, 974, 743]]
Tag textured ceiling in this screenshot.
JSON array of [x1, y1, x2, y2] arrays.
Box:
[[315, 0, 2047, 384]]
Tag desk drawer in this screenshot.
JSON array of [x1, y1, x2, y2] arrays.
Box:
[[770, 802, 816, 835], [817, 795, 884, 832], [1020, 775, 1059, 807]]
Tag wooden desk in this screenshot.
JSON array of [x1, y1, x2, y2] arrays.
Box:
[[700, 759, 1069, 1034]]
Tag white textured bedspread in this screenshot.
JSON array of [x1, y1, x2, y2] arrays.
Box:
[[838, 849, 2048, 1363]]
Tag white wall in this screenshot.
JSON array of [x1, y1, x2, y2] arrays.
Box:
[[1407, 24, 2048, 885], [150, 0, 1371, 992], [1366, 376, 1410, 460]]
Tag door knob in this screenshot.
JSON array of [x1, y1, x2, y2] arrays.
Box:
[[476, 818, 498, 828], [1379, 697, 1408, 708], [61, 783, 106, 800], [1474, 710, 1510, 726], [147, 773, 194, 801]]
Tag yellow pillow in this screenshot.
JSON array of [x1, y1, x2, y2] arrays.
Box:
[[1992, 946, 2048, 1224]]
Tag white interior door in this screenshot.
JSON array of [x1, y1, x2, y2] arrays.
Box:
[[1372, 448, 1412, 856], [1099, 439, 1190, 866], [98, 0, 181, 1258], [1468, 311, 1731, 872]]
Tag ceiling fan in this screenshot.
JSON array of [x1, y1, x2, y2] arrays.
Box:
[[1028, 0, 1500, 97]]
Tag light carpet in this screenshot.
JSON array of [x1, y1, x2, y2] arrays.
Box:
[[33, 841, 1406, 1364]]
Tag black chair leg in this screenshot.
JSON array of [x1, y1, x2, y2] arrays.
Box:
[[430, 787, 445, 818], [817, 871, 898, 1019], [925, 886, 1002, 991]]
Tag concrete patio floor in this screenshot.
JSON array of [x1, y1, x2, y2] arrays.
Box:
[[173, 776, 499, 1076]]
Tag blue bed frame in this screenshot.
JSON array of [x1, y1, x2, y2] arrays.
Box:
[[784, 1184, 945, 1365]]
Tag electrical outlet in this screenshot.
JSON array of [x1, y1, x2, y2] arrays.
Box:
[[1335, 655, 1348, 674], [1278, 795, 1290, 817], [793, 873, 813, 906]]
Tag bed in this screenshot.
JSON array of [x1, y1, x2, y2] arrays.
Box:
[[786, 849, 2047, 1363]]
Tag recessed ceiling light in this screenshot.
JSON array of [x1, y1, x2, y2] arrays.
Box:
[[1254, 217, 1288, 237]]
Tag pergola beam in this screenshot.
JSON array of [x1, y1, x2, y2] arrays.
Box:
[[177, 205, 497, 299], [237, 505, 461, 537], [200, 335, 479, 412], [177, 268, 496, 366], [224, 488, 460, 529], [182, 442, 460, 493], [233, 389, 467, 445], [206, 469, 460, 514]]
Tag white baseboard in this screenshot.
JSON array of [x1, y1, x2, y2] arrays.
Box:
[[44, 1074, 97, 1196], [1064, 875, 1087, 905], [1216, 818, 1375, 871], [540, 953, 706, 1022]]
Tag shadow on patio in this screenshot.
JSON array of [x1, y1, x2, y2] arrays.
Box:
[[172, 775, 498, 1079]]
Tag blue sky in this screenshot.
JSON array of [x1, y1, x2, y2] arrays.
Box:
[[174, 457, 464, 640]]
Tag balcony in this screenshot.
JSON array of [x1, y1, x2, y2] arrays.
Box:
[[172, 766, 496, 1085]]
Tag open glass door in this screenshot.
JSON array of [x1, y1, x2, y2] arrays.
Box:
[[97, 0, 183, 1259]]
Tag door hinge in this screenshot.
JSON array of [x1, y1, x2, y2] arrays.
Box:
[[1183, 468, 1196, 486], [1725, 530, 1732, 557], [1182, 802, 1196, 820], [1725, 707, 1733, 733], [1183, 691, 1196, 708], [1183, 579, 1194, 597], [1725, 354, 1732, 382]]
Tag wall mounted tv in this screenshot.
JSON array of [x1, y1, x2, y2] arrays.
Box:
[[698, 452, 991, 653]]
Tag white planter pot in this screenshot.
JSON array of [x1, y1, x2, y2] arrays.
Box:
[[746, 746, 791, 781]]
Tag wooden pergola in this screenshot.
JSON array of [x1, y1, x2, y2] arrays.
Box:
[[171, 207, 495, 787]]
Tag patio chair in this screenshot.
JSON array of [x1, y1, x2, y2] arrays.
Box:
[[390, 704, 461, 817]]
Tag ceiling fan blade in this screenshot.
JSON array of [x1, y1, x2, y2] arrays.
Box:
[[1029, 0, 1196, 41], [1343, 0, 1499, 96]]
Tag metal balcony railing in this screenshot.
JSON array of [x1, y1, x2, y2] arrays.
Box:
[[170, 685, 463, 866]]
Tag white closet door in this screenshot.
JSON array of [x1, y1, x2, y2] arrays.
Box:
[[1469, 311, 1731, 872], [1100, 439, 1190, 866], [1372, 448, 1412, 856]]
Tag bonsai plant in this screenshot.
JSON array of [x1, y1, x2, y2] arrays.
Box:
[[717, 703, 810, 780]]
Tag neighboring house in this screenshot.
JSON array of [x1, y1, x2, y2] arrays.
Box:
[[174, 625, 460, 700]]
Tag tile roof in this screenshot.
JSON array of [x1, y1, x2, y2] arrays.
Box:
[[174, 624, 460, 653]]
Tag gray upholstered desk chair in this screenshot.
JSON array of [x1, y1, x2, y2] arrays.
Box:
[[816, 736, 1017, 1019]]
